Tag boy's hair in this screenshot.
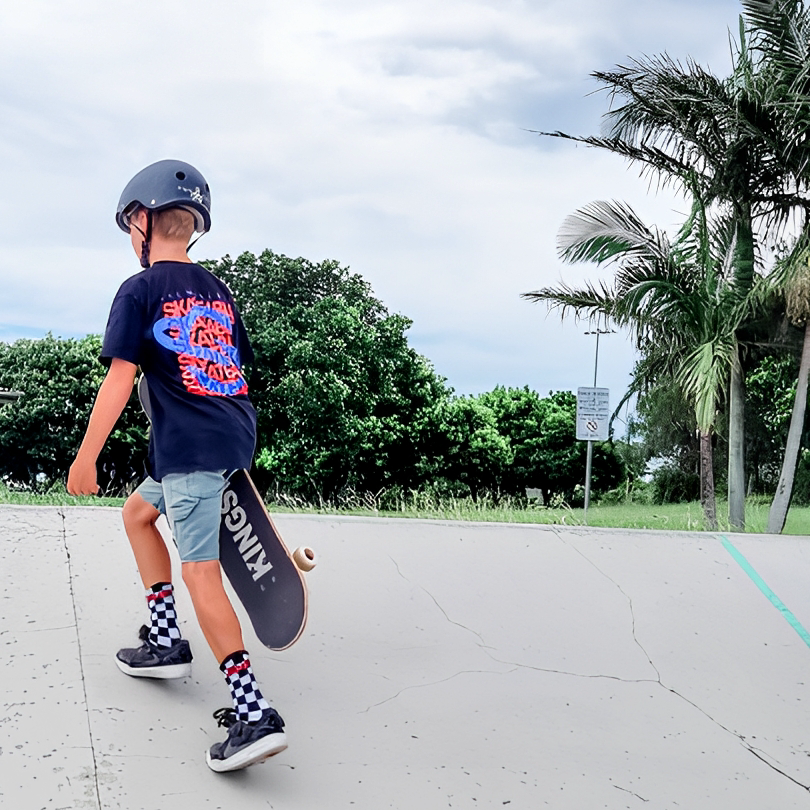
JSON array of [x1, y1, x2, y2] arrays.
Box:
[[151, 207, 196, 241]]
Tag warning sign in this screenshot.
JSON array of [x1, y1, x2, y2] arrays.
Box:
[[576, 387, 610, 441]]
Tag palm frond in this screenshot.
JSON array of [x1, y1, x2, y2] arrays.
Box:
[[677, 336, 738, 431], [761, 226, 810, 323], [521, 280, 617, 324], [596, 55, 733, 153], [535, 131, 702, 194], [742, 0, 810, 71], [556, 200, 671, 266], [740, 0, 810, 180]]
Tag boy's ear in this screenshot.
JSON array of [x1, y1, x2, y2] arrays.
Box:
[[131, 208, 149, 231]]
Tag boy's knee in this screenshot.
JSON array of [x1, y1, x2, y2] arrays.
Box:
[[182, 560, 223, 593], [123, 493, 160, 530]]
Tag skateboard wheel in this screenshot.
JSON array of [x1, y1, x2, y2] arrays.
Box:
[[293, 546, 317, 572]]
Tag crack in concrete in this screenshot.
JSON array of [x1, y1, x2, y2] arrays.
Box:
[[384, 529, 810, 794], [58, 509, 103, 810], [549, 528, 810, 796], [548, 528, 660, 679], [10, 624, 77, 634], [360, 668, 516, 713], [613, 784, 649, 802], [388, 555, 489, 647], [482, 653, 660, 685], [378, 550, 665, 713]]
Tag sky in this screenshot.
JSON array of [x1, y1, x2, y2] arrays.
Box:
[[0, 0, 744, 423]]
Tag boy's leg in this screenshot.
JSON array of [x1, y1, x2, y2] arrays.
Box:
[[115, 485, 192, 678], [163, 472, 287, 771], [181, 560, 244, 661], [122, 491, 171, 587], [206, 650, 287, 772]]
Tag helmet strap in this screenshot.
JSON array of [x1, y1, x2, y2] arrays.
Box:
[[187, 231, 204, 255], [137, 211, 153, 269]]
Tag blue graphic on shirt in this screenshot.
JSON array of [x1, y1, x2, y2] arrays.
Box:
[[153, 303, 247, 397]]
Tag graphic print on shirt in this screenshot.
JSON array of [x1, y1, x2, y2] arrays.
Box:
[[153, 297, 248, 397]]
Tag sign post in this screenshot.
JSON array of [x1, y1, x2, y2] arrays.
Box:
[[577, 386, 609, 521]]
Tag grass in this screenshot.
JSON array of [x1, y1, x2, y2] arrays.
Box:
[[268, 491, 810, 535], [3, 483, 809, 535], [0, 483, 124, 509]]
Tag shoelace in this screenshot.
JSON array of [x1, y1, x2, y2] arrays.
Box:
[[213, 707, 239, 729]]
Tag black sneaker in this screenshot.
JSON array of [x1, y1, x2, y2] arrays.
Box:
[[115, 625, 193, 679], [206, 707, 288, 772]]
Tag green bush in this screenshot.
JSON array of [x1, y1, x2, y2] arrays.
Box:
[[651, 463, 700, 504], [0, 334, 148, 493], [598, 479, 654, 505]]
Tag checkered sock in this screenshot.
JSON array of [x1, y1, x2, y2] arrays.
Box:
[[221, 650, 270, 724], [146, 582, 182, 648]]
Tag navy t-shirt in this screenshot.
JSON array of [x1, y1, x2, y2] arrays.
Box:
[[101, 261, 257, 480]]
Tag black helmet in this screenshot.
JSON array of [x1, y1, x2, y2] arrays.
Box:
[[116, 159, 211, 234]]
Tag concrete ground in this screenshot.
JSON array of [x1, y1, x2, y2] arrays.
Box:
[[2, 506, 810, 809]]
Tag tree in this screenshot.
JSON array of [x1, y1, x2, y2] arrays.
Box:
[[746, 352, 801, 492], [477, 386, 551, 495], [0, 334, 147, 492], [765, 246, 810, 530], [475, 386, 622, 502], [207, 251, 621, 502], [256, 296, 449, 499], [735, 0, 810, 531], [426, 395, 514, 497], [535, 10, 810, 527], [206, 250, 451, 500], [634, 377, 701, 485], [524, 198, 747, 528]]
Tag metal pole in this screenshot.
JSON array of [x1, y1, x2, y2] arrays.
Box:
[[584, 440, 594, 519], [583, 332, 601, 524]]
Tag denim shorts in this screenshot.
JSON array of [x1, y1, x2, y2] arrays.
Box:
[[136, 471, 226, 563]]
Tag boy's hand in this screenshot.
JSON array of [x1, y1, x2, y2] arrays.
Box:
[[67, 455, 100, 496]]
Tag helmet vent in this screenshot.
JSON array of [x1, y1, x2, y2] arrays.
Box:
[[175, 171, 186, 180]]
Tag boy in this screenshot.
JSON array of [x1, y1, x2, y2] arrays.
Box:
[[67, 159, 286, 773]]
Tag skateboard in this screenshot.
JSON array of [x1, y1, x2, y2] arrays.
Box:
[[137, 376, 316, 650]]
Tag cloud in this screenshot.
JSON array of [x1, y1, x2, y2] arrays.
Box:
[[0, 0, 746, 403]]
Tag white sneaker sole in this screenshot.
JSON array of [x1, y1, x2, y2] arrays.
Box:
[[206, 732, 288, 772], [115, 656, 192, 679]]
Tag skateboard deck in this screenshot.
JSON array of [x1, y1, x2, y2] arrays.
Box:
[[220, 468, 313, 649], [137, 376, 315, 650]]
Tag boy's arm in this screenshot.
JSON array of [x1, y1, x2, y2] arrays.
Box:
[[67, 358, 138, 495]]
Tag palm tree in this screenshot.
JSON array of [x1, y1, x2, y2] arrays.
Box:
[[524, 198, 747, 529], [738, 0, 810, 531], [535, 15, 805, 528], [764, 239, 810, 531]]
